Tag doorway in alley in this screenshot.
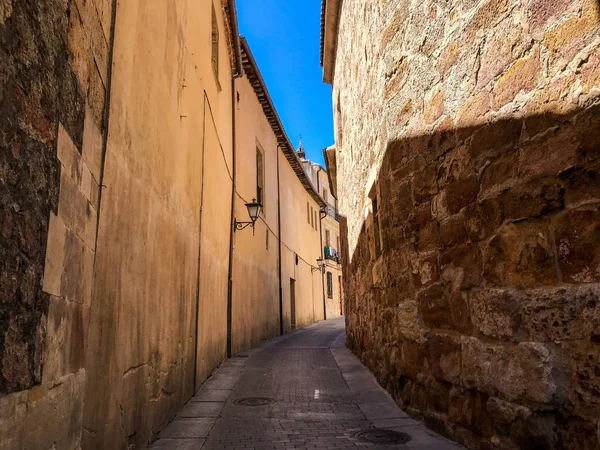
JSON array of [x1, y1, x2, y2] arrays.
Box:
[[290, 278, 296, 329]]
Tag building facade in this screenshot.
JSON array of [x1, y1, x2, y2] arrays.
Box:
[[301, 155, 345, 319], [322, 0, 600, 448], [0, 1, 325, 448]]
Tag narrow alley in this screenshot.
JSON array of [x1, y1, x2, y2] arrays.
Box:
[[151, 319, 461, 450]]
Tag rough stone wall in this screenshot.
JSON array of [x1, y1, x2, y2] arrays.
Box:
[[333, 0, 600, 448], [0, 0, 109, 448]]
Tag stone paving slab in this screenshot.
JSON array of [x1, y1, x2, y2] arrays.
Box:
[[151, 318, 463, 450]]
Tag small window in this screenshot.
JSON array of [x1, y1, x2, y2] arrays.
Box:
[[211, 4, 219, 83], [325, 229, 331, 247], [307, 202, 310, 224], [337, 235, 340, 251], [266, 230, 269, 250], [256, 147, 264, 208], [327, 272, 333, 298], [314, 210, 317, 230]]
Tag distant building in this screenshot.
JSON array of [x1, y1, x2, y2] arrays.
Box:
[[299, 144, 344, 319]]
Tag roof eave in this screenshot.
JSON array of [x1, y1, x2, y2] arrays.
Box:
[[320, 0, 341, 85], [240, 38, 327, 208], [323, 146, 337, 199]]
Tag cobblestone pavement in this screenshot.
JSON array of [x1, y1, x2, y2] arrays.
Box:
[[151, 318, 462, 450]]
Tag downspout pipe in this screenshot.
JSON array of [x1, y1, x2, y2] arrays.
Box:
[[226, 76, 242, 358], [277, 146, 283, 335], [225, 0, 243, 358]]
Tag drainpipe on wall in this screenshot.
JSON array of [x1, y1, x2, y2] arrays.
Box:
[[276, 146, 283, 335], [225, 0, 243, 359]]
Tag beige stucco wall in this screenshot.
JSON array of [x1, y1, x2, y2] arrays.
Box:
[[83, 1, 234, 447], [279, 160, 324, 330], [316, 169, 343, 319], [230, 73, 281, 353]]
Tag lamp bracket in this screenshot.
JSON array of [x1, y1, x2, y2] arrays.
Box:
[[234, 219, 256, 234]]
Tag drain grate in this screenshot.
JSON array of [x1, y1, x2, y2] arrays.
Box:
[[233, 397, 275, 406], [354, 429, 411, 445], [233, 354, 249, 358]]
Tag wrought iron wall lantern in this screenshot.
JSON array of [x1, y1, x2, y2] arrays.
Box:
[[234, 198, 262, 235], [311, 257, 326, 274]]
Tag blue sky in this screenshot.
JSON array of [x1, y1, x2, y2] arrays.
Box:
[[237, 0, 333, 165]]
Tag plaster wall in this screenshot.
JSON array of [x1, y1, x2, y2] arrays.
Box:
[[279, 160, 324, 330], [82, 0, 234, 447], [331, 0, 600, 447], [230, 73, 281, 353]]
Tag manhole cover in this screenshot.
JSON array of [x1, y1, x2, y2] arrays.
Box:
[[233, 397, 275, 406], [354, 429, 411, 445]]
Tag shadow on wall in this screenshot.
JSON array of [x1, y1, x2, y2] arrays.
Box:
[[339, 104, 600, 449]]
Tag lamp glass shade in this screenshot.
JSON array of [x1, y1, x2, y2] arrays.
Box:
[[316, 258, 324, 266], [246, 199, 262, 222]]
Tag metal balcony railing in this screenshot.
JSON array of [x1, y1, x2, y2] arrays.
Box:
[[323, 203, 339, 222], [324, 246, 341, 264]]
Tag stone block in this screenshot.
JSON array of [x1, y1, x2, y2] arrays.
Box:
[[410, 251, 439, 289], [61, 229, 94, 306], [418, 283, 454, 330], [80, 163, 93, 202], [447, 387, 494, 438], [12, 371, 85, 450], [82, 108, 103, 184], [424, 90, 445, 124], [559, 159, 600, 207], [57, 124, 82, 182], [567, 342, 600, 415], [417, 220, 440, 251], [528, 0, 576, 31], [438, 213, 468, 250], [543, 1, 599, 72], [554, 206, 600, 283], [456, 92, 491, 126], [525, 284, 600, 343], [400, 340, 429, 379], [480, 149, 519, 196], [523, 78, 576, 137], [42, 296, 85, 383], [498, 176, 564, 221], [42, 213, 67, 296], [413, 165, 438, 204], [461, 337, 563, 404], [478, 17, 529, 88], [581, 47, 600, 94], [440, 244, 483, 290], [469, 120, 522, 168], [470, 288, 523, 340], [442, 176, 480, 215], [575, 104, 600, 157], [518, 125, 580, 178], [465, 0, 510, 39], [429, 333, 461, 383], [437, 41, 461, 77], [67, 2, 90, 94], [493, 46, 541, 107], [463, 199, 503, 242], [486, 397, 531, 426], [483, 221, 558, 288]]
